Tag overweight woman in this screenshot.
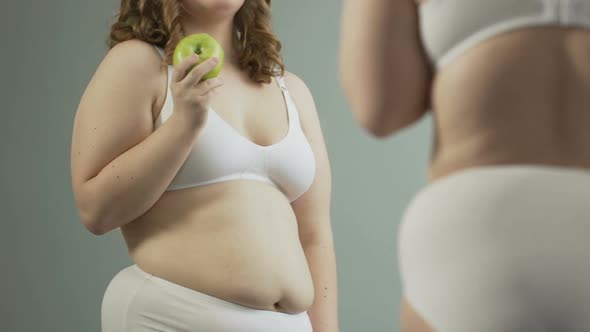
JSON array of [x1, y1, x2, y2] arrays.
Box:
[[340, 0, 590, 331], [71, 0, 338, 331]]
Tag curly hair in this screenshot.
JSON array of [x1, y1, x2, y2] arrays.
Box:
[[109, 0, 284, 83]]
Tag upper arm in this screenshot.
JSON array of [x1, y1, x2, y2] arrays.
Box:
[[339, 0, 431, 137], [70, 40, 164, 207], [284, 72, 333, 245]]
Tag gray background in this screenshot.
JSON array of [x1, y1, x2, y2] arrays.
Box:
[[2, 1, 432, 331]]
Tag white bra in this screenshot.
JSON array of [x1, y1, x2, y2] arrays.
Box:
[[420, 0, 590, 68], [153, 48, 316, 202]]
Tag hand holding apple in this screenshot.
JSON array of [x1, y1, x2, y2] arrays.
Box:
[[170, 53, 224, 128]]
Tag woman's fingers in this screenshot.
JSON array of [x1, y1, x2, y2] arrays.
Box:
[[172, 54, 200, 83]]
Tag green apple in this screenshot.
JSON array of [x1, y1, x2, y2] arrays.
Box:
[[173, 33, 224, 81]]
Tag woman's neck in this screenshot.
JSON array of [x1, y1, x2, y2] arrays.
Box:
[[182, 17, 237, 66]]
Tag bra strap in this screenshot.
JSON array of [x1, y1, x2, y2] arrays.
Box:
[[275, 75, 288, 92], [153, 46, 166, 60]]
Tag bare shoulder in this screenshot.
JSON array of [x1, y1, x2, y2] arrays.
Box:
[[79, 39, 165, 115], [283, 71, 310, 93], [89, 40, 168, 115], [102, 39, 164, 75], [281, 71, 327, 144], [282, 71, 316, 114]]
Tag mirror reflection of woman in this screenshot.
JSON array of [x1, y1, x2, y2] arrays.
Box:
[[341, 0, 590, 331], [71, 1, 338, 331]]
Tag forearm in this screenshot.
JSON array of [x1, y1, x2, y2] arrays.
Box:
[[303, 233, 339, 332], [82, 111, 202, 234]]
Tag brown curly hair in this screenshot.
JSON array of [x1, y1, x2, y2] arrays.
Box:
[[109, 0, 284, 83]]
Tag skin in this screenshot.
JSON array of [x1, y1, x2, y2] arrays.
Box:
[[340, 0, 590, 331], [71, 0, 338, 330]]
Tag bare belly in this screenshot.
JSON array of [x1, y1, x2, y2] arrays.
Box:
[[120, 181, 314, 314], [429, 27, 590, 180]]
